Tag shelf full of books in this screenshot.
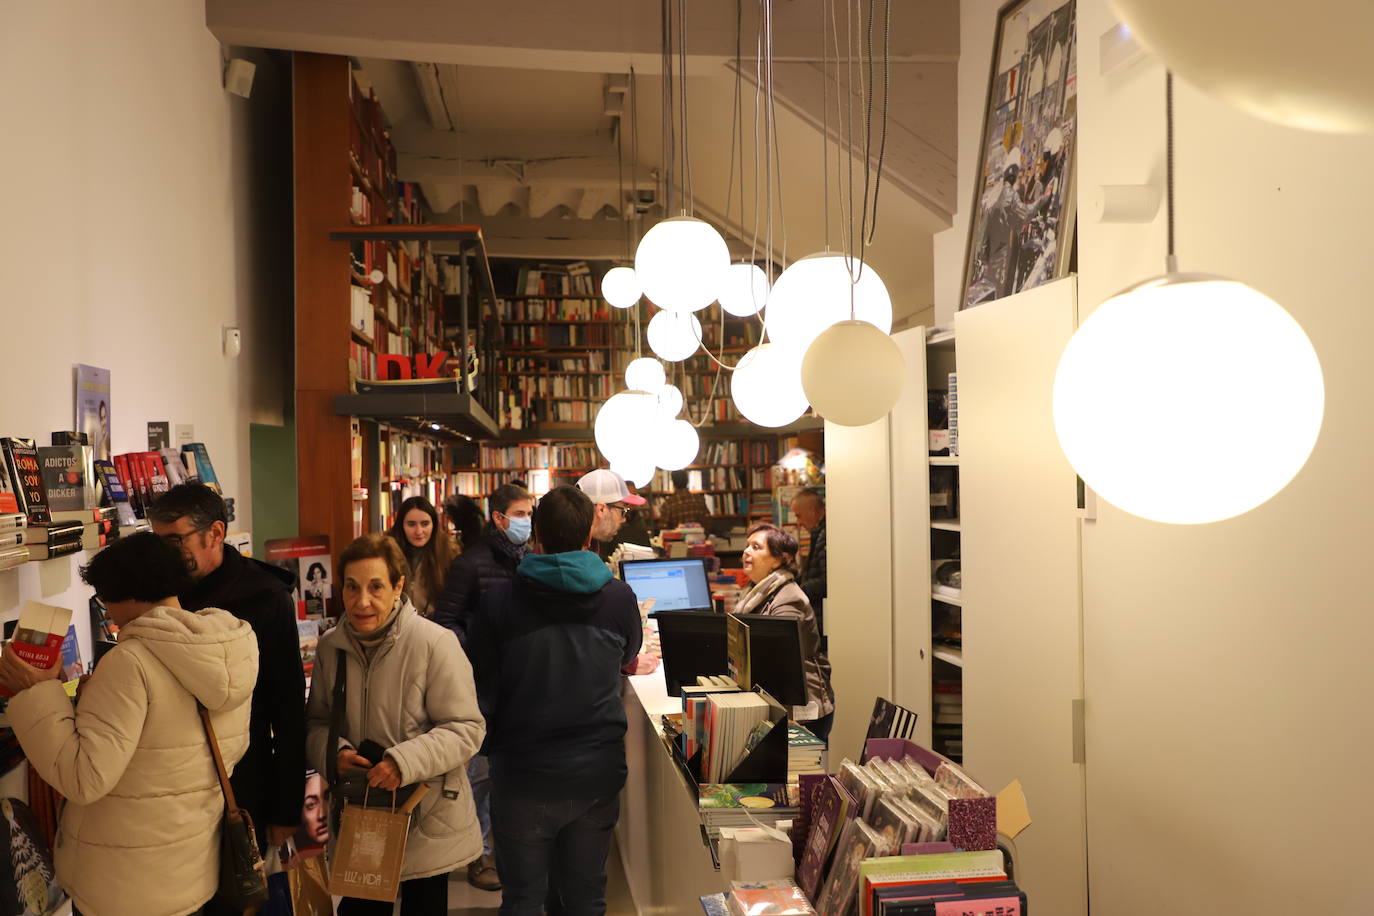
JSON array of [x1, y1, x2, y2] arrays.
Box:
[[350, 419, 470, 536], [0, 433, 225, 570], [927, 328, 962, 762]]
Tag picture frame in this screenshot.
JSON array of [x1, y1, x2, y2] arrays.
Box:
[[960, 0, 1078, 310]]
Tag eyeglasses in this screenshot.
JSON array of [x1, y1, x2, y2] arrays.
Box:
[[608, 505, 628, 517], [161, 523, 212, 549]]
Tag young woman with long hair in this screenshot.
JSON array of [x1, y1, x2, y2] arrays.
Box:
[[387, 496, 457, 619]]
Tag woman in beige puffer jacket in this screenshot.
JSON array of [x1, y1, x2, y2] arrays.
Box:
[[305, 533, 484, 913], [0, 532, 259, 916]]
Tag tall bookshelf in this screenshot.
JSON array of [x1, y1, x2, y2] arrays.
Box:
[[294, 53, 495, 550]]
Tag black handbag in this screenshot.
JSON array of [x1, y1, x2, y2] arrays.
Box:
[[327, 649, 423, 810], [198, 704, 269, 911]]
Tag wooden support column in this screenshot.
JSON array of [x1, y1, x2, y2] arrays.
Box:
[[293, 53, 356, 556]]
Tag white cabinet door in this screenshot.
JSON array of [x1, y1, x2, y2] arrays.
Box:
[[955, 277, 1088, 916]]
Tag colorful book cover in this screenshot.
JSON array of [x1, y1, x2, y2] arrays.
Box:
[[0, 452, 18, 515], [92, 459, 138, 527], [73, 364, 111, 462], [697, 783, 797, 810], [797, 774, 857, 900], [37, 445, 96, 512], [59, 625, 83, 682], [1, 439, 50, 525], [265, 536, 332, 618], [1, 602, 72, 697], [181, 443, 221, 494], [0, 797, 66, 915]]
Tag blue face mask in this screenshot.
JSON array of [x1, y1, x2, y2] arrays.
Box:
[[503, 515, 532, 545]]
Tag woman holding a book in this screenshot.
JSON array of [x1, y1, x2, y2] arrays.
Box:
[[0, 532, 259, 916], [738, 523, 836, 742], [305, 533, 485, 914]]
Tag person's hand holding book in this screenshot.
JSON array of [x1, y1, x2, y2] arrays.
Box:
[[0, 645, 61, 695]]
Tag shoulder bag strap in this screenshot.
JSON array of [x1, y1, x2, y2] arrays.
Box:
[[197, 703, 241, 812], [325, 647, 348, 786]]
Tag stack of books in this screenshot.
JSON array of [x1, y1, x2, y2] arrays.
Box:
[[0, 512, 27, 571], [50, 507, 120, 551], [25, 520, 84, 561], [697, 782, 800, 843], [704, 692, 775, 783], [787, 724, 827, 777]]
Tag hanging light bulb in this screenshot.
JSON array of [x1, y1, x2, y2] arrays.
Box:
[[594, 390, 659, 465], [718, 262, 770, 317], [656, 383, 684, 420], [1111, 0, 1374, 133], [731, 343, 810, 428], [634, 216, 731, 313], [801, 320, 906, 426], [624, 357, 666, 391], [600, 266, 641, 309], [1053, 275, 1323, 524], [765, 252, 893, 353], [654, 419, 701, 471], [611, 455, 656, 489], [646, 309, 702, 362]]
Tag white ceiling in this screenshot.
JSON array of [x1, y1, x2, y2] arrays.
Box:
[[208, 0, 959, 323]]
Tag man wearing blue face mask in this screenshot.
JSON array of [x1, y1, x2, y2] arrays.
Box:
[[434, 480, 532, 892]]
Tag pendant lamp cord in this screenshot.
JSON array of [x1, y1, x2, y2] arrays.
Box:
[[1166, 70, 1177, 273], [630, 66, 643, 358]]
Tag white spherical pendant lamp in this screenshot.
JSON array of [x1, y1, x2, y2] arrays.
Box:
[[594, 390, 659, 465], [646, 309, 703, 362], [1111, 0, 1374, 133], [1053, 275, 1324, 524], [624, 357, 666, 391], [634, 216, 731, 313], [611, 456, 656, 489], [801, 320, 905, 426], [718, 263, 770, 317], [731, 343, 810, 428], [655, 384, 684, 421], [655, 419, 701, 471], [600, 266, 641, 308], [765, 252, 893, 353]]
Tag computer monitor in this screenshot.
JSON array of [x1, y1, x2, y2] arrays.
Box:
[[653, 610, 729, 696], [621, 558, 713, 613], [738, 615, 808, 709]]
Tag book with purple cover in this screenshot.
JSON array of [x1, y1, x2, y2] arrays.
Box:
[[797, 775, 857, 900]]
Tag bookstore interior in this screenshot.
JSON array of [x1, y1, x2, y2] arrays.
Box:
[[4, 1, 1371, 914]]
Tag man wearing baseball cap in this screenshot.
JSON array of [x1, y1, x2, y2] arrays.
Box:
[[577, 469, 659, 681], [576, 468, 646, 545]]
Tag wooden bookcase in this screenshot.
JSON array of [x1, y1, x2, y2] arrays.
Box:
[[294, 53, 494, 549]]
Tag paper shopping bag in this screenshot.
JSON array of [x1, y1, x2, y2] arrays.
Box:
[[326, 803, 410, 901], [288, 855, 333, 916], [325, 783, 429, 902]]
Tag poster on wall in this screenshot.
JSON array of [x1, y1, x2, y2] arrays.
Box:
[[264, 536, 333, 619], [73, 365, 112, 462], [960, 0, 1078, 310]]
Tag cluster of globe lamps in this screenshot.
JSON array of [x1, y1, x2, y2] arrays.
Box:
[[593, 216, 906, 484]]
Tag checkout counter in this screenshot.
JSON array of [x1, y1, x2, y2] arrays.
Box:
[[617, 664, 729, 915]]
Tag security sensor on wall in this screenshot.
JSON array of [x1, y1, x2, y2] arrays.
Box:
[[224, 58, 256, 99], [223, 327, 242, 357]]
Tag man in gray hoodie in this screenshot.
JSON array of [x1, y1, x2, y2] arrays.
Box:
[[466, 485, 642, 915]]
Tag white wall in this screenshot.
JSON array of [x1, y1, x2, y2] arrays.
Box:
[[933, 0, 1374, 911], [0, 4, 289, 664]]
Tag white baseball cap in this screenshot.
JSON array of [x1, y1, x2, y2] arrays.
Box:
[[576, 469, 646, 506]]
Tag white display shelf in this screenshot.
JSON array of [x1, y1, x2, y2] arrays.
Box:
[[931, 519, 961, 532], [933, 646, 964, 667], [929, 456, 960, 466], [931, 588, 963, 607]]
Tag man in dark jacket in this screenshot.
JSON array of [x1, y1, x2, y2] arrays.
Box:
[[148, 485, 305, 864], [433, 482, 533, 645], [432, 481, 532, 891], [466, 485, 642, 915]]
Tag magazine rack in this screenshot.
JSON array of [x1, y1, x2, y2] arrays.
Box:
[[678, 687, 790, 787]]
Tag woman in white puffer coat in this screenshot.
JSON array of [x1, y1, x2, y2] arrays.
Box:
[[0, 532, 259, 916]]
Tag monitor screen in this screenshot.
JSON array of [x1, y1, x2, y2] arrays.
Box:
[[653, 610, 729, 696], [621, 558, 713, 613]]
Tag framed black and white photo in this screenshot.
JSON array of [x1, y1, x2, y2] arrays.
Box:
[[961, 0, 1078, 310]]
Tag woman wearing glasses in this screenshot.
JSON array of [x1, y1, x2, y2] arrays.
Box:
[[0, 532, 258, 916]]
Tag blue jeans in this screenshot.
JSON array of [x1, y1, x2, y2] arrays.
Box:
[[492, 787, 620, 916], [468, 753, 493, 856]]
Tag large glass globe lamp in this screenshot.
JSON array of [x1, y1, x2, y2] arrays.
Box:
[[730, 343, 810, 428], [801, 320, 905, 426], [765, 252, 892, 353], [600, 266, 641, 309], [646, 309, 703, 362], [1053, 275, 1324, 524], [634, 216, 731, 313]]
